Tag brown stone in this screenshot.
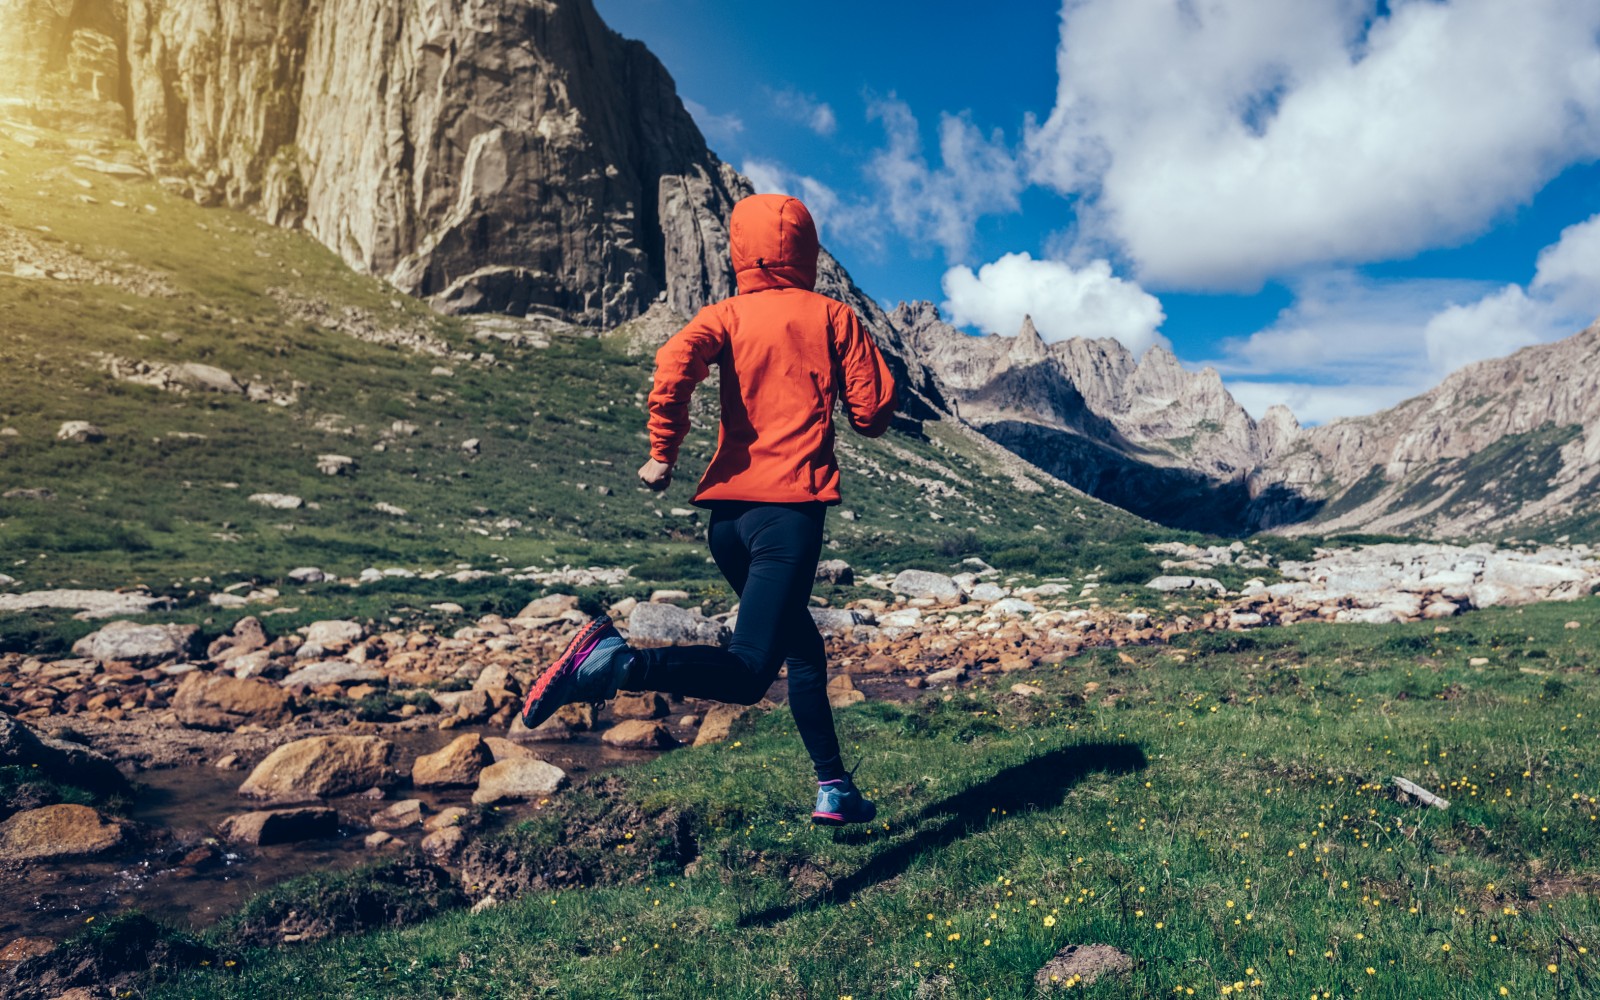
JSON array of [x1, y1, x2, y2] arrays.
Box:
[[238, 735, 393, 802], [173, 670, 295, 730], [610, 691, 668, 719], [420, 825, 466, 858], [412, 733, 493, 788], [208, 616, 269, 661], [471, 758, 568, 804], [0, 804, 125, 860], [827, 673, 865, 708], [483, 736, 533, 762], [601, 719, 677, 750], [692, 702, 764, 747], [0, 935, 54, 965], [425, 806, 469, 832], [218, 807, 337, 845], [858, 653, 900, 674], [370, 798, 425, 830]]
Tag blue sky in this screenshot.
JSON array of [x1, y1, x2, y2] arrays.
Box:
[[595, 0, 1600, 425]]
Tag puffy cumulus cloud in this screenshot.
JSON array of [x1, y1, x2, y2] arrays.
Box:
[[1026, 0, 1600, 289], [740, 158, 882, 251], [867, 96, 1023, 261], [940, 252, 1168, 352], [1424, 212, 1600, 372], [769, 88, 837, 137], [683, 98, 744, 148]]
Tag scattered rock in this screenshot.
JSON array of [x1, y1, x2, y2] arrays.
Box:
[[1010, 683, 1045, 697], [365, 831, 396, 849], [1146, 575, 1226, 594], [985, 597, 1037, 618], [218, 807, 338, 846], [248, 493, 303, 510], [693, 703, 755, 747], [610, 692, 669, 720], [425, 807, 470, 832], [891, 570, 962, 602], [0, 804, 125, 860], [0, 588, 170, 619], [627, 602, 729, 646], [173, 671, 296, 730], [927, 666, 965, 686], [421, 825, 466, 858], [238, 736, 395, 802], [0, 936, 54, 965], [1, 488, 54, 501], [370, 799, 425, 831], [412, 734, 493, 788], [72, 620, 198, 667], [303, 620, 364, 653], [471, 758, 568, 805], [55, 421, 105, 443], [516, 593, 581, 619], [483, 737, 534, 762], [0, 714, 127, 794], [827, 673, 865, 708], [600, 720, 677, 750], [649, 589, 691, 604], [279, 660, 386, 688], [316, 453, 355, 475], [288, 567, 327, 584], [815, 559, 854, 585]]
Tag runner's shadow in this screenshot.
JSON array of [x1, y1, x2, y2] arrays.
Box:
[[738, 741, 1147, 927]]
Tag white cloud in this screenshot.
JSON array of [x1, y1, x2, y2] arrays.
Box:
[[867, 96, 1023, 261], [740, 158, 882, 251], [770, 88, 838, 137], [940, 252, 1168, 352], [1423, 212, 1600, 371], [1211, 214, 1600, 422], [1027, 0, 1600, 289], [682, 98, 745, 148]]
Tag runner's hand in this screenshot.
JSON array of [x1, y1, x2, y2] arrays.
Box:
[[637, 458, 673, 491]]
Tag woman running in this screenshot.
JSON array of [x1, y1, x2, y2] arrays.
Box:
[[519, 193, 897, 826]]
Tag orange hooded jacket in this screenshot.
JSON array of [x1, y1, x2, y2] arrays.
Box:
[[647, 194, 898, 505]]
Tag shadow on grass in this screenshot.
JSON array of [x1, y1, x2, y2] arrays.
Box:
[[739, 740, 1147, 927]]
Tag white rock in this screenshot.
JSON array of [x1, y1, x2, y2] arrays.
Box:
[[985, 598, 1036, 618], [1146, 575, 1225, 594], [288, 567, 326, 584], [56, 421, 105, 443], [891, 570, 962, 601], [303, 620, 364, 652], [248, 493, 303, 510], [967, 582, 1008, 604], [316, 454, 355, 476]]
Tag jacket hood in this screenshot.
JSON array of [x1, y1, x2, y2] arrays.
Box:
[[730, 194, 819, 294]]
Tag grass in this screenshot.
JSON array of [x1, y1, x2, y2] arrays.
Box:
[[117, 597, 1600, 999]]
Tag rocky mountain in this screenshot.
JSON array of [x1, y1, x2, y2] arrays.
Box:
[[1262, 322, 1600, 540], [892, 302, 1313, 533], [895, 300, 1600, 540]]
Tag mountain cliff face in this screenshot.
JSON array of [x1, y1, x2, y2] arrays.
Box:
[[0, 0, 944, 417], [892, 302, 1313, 533], [1262, 323, 1600, 539]]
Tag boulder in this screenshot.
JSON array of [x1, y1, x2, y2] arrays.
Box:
[[369, 799, 425, 831], [627, 602, 729, 646], [985, 598, 1037, 618], [826, 673, 865, 708], [693, 703, 754, 747], [247, 492, 302, 510], [279, 660, 386, 688], [421, 825, 466, 858], [968, 582, 1008, 603], [0, 588, 170, 619], [287, 567, 327, 584], [890, 570, 962, 601], [601, 720, 677, 750], [56, 421, 105, 443], [218, 807, 337, 845], [0, 804, 125, 860], [810, 608, 873, 637], [515, 593, 581, 619], [0, 714, 127, 794], [173, 671, 296, 730], [71, 620, 198, 667], [302, 620, 364, 653], [814, 559, 854, 585], [207, 615, 269, 661], [610, 692, 668, 719], [471, 758, 568, 805], [483, 737, 534, 762], [412, 734, 493, 788], [238, 735, 394, 802]]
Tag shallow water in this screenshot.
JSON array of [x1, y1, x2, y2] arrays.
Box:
[[0, 724, 662, 944]]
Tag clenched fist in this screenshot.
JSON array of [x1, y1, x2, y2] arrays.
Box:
[[637, 457, 673, 491]]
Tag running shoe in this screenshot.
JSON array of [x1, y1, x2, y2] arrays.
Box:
[[812, 774, 877, 826], [520, 615, 629, 730]]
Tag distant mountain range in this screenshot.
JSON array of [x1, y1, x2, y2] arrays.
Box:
[[5, 0, 1595, 542], [895, 303, 1600, 540]]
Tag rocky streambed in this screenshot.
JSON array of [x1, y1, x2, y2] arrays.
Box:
[[1, 544, 1596, 970]]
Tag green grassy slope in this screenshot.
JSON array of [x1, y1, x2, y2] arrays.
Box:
[[132, 597, 1600, 999], [0, 131, 1164, 604]]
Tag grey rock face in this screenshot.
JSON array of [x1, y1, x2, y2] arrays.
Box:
[[627, 602, 730, 646], [72, 620, 198, 666]]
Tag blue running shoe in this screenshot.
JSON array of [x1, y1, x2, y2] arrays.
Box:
[[520, 616, 631, 730], [812, 775, 876, 826]]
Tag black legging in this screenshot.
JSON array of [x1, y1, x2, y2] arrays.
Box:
[[624, 500, 844, 782]]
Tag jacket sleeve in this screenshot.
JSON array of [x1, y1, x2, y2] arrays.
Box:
[[647, 305, 727, 464], [831, 304, 898, 437]]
